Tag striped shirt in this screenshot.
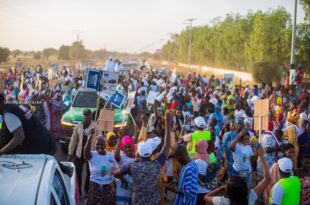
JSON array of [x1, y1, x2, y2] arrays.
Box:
[[173, 160, 198, 205]]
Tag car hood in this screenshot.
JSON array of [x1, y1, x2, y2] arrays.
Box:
[[62, 107, 127, 123]]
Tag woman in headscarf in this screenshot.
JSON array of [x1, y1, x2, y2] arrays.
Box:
[[49, 92, 62, 140], [274, 96, 283, 114], [106, 131, 117, 153], [284, 111, 300, 169], [115, 135, 135, 205], [193, 140, 209, 204]]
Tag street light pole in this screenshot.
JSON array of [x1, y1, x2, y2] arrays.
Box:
[[167, 33, 175, 68], [290, 0, 297, 64], [186, 18, 196, 75]]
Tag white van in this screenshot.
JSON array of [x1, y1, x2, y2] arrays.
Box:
[[0, 154, 78, 205]]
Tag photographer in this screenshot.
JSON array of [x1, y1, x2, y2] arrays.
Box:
[[0, 93, 56, 155]]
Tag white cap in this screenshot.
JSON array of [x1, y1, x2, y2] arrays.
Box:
[[137, 141, 153, 158], [278, 157, 293, 173], [147, 137, 162, 151], [194, 117, 206, 129]]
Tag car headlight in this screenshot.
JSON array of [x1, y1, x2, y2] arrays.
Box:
[[61, 119, 73, 126], [114, 121, 127, 128]]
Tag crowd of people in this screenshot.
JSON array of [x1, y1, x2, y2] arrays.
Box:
[[0, 59, 309, 205]]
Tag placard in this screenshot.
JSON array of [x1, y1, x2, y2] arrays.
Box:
[[85, 68, 102, 91], [147, 91, 159, 105], [254, 99, 269, 116], [110, 91, 126, 108], [253, 99, 269, 131], [99, 92, 113, 101], [125, 91, 136, 111], [100, 71, 119, 94], [97, 109, 115, 132]]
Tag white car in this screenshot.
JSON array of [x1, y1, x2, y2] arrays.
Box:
[[0, 154, 78, 205]]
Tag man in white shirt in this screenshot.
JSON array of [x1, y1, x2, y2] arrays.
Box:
[[114, 59, 124, 73], [104, 57, 116, 72]]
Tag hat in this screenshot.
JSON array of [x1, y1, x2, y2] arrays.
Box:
[[244, 118, 251, 126], [137, 141, 153, 157], [147, 137, 162, 150], [106, 131, 116, 140], [194, 117, 206, 129], [278, 157, 293, 173]]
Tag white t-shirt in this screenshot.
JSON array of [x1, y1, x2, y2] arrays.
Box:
[[232, 143, 254, 172], [212, 190, 257, 205], [88, 151, 117, 185], [270, 182, 284, 205], [3, 113, 22, 132], [234, 109, 245, 119], [195, 159, 209, 193]]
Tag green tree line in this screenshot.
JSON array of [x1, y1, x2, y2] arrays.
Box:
[[161, 7, 310, 76]]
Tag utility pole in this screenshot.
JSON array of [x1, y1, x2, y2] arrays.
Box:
[[159, 38, 164, 62], [185, 18, 196, 75], [167, 33, 176, 68], [72, 29, 83, 42], [290, 0, 297, 64]]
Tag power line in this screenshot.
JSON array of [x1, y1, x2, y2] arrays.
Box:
[[0, 1, 69, 32]]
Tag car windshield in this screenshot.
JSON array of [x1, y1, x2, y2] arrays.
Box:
[[72, 91, 97, 108]]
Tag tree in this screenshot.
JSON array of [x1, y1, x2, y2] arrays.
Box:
[[301, 0, 310, 20], [58, 45, 70, 60], [42, 48, 57, 60], [11, 49, 22, 58], [251, 62, 282, 83], [69, 41, 86, 60], [0, 47, 10, 63], [161, 8, 293, 74], [33, 52, 41, 59]]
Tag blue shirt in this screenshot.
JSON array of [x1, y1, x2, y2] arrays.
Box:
[[173, 160, 198, 205], [222, 131, 238, 177]]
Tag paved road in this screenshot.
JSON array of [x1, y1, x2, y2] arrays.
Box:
[[54, 142, 175, 205]]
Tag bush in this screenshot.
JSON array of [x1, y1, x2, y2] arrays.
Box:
[[251, 61, 282, 84]]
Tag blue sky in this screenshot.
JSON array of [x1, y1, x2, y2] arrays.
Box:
[[0, 0, 306, 52]]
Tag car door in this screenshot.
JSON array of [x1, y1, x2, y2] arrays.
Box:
[[50, 169, 70, 205]]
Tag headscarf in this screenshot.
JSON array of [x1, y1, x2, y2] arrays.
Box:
[[120, 135, 135, 152], [193, 140, 209, 163], [276, 97, 282, 106], [106, 131, 116, 152], [287, 111, 299, 124]]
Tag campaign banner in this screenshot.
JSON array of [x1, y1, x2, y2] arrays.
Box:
[[100, 71, 119, 94], [109, 90, 126, 108], [85, 68, 102, 91], [125, 91, 136, 111]]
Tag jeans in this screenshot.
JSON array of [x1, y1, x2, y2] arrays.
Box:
[[234, 168, 252, 189], [240, 172, 252, 189]]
